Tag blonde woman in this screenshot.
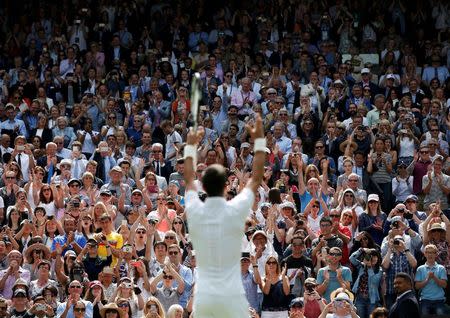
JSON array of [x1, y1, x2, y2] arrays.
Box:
[[166, 304, 183, 318], [115, 130, 128, 157], [260, 256, 290, 317], [304, 164, 320, 183], [91, 202, 116, 230], [143, 297, 166, 318], [80, 172, 99, 206]]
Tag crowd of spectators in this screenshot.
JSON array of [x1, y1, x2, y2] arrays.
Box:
[[0, 0, 449, 317]]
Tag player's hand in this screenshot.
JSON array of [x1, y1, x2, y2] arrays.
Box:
[[246, 114, 264, 139]]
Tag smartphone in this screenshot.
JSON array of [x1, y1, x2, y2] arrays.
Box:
[[36, 304, 47, 311], [17, 145, 25, 151], [148, 185, 157, 193], [122, 246, 132, 253], [161, 57, 169, 62], [99, 146, 109, 152], [130, 261, 141, 267], [74, 20, 81, 24]]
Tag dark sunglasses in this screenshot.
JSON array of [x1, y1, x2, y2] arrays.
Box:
[[329, 253, 342, 257]]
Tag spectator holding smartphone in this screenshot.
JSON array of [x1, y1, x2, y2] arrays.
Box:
[[302, 278, 326, 318]]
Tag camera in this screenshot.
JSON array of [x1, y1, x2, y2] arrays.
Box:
[[74, 20, 81, 25], [279, 185, 286, 194], [36, 304, 47, 311], [394, 239, 401, 245], [404, 211, 413, 219], [305, 284, 315, 293], [123, 282, 132, 288], [72, 268, 84, 281], [297, 219, 304, 226], [122, 246, 132, 253], [73, 201, 80, 208], [391, 221, 399, 229]]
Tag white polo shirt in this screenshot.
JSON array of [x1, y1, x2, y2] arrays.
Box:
[[185, 187, 254, 313]]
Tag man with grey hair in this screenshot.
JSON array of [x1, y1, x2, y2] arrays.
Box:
[[273, 121, 292, 155], [150, 142, 172, 181], [230, 77, 257, 118], [54, 136, 71, 159], [37, 141, 63, 182]]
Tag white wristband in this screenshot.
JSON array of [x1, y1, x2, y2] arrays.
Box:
[[184, 145, 197, 166], [253, 138, 267, 153]]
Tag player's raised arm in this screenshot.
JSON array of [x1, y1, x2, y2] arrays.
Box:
[[184, 126, 205, 192], [245, 114, 266, 195]]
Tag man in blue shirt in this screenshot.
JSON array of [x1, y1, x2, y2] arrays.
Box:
[[316, 247, 352, 302], [56, 280, 93, 318], [51, 216, 87, 255], [414, 244, 449, 316]]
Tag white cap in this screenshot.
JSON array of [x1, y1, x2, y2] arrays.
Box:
[[361, 68, 370, 74], [386, 74, 395, 80], [280, 201, 296, 211]]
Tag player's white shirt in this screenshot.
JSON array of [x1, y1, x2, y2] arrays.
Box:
[[185, 187, 254, 316]]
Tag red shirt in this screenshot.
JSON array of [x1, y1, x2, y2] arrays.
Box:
[[412, 159, 431, 194]]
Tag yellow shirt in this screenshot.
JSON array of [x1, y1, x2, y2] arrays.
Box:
[[98, 231, 123, 267]]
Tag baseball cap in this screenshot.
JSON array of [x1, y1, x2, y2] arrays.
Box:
[[367, 194, 379, 202], [100, 189, 112, 196], [64, 250, 77, 258], [386, 74, 395, 80], [252, 230, 268, 241], [404, 194, 418, 203], [391, 216, 406, 224], [428, 223, 446, 232], [86, 238, 98, 246], [89, 280, 103, 288], [361, 68, 370, 74], [304, 277, 317, 285], [241, 252, 250, 260], [290, 297, 304, 308], [13, 289, 27, 297], [280, 201, 296, 211]]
